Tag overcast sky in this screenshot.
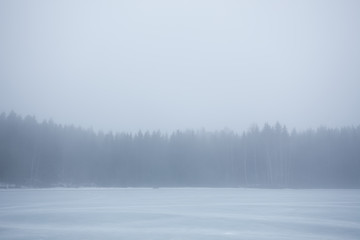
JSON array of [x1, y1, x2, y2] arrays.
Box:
[[0, 0, 359, 133]]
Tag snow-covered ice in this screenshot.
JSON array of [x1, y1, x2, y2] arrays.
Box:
[[0, 188, 359, 240]]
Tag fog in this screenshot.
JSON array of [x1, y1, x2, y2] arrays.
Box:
[[1, 3, 360, 240], [1, 0, 360, 133]]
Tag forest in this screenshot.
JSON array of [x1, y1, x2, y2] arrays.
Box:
[[0, 111, 359, 188]]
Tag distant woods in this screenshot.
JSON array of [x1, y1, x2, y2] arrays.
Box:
[[0, 112, 359, 188]]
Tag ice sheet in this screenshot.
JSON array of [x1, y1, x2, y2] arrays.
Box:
[[0, 188, 359, 240]]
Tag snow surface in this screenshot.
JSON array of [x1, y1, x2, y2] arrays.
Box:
[[0, 188, 359, 240]]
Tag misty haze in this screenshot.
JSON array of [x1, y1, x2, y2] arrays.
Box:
[[1, 0, 360, 239]]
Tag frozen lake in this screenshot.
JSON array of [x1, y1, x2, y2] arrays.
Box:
[[0, 188, 360, 240]]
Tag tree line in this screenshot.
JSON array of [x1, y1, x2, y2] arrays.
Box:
[[0, 111, 359, 188]]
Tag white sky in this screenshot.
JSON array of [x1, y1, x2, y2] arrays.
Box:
[[1, 0, 359, 133]]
